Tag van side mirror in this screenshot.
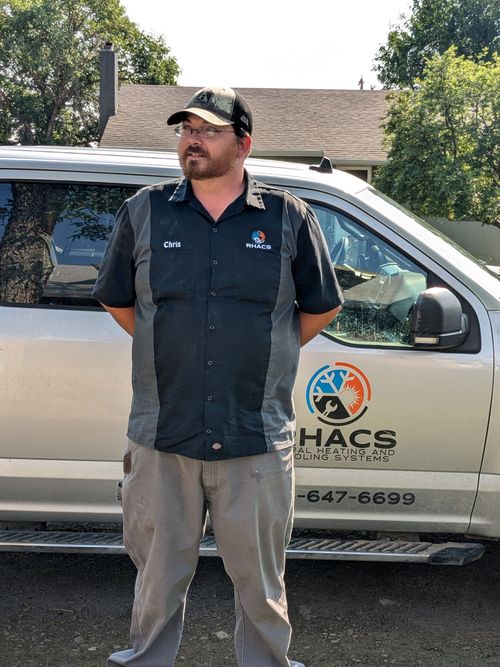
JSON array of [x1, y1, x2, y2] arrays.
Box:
[[410, 287, 469, 349]]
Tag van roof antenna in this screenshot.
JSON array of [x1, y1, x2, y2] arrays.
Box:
[[309, 157, 333, 174]]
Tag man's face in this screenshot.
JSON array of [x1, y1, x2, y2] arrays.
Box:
[[178, 113, 244, 181]]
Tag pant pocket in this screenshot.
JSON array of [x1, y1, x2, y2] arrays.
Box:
[[115, 480, 123, 505], [115, 442, 135, 505]]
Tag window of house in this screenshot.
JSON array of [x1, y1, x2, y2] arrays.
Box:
[[0, 182, 139, 307], [310, 203, 429, 347], [340, 169, 368, 182]]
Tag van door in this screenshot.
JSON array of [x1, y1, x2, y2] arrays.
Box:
[[0, 179, 140, 521], [291, 191, 494, 534]]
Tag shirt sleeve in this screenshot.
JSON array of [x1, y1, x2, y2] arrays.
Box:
[[92, 201, 136, 308], [292, 202, 344, 314]]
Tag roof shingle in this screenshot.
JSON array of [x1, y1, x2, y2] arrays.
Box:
[[101, 85, 389, 163]]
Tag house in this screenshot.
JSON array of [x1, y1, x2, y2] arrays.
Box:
[[99, 45, 389, 183]]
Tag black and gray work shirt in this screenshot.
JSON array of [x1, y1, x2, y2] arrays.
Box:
[[93, 174, 343, 460]]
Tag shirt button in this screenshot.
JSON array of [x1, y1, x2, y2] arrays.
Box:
[[212, 259, 218, 265], [207, 360, 214, 366], [212, 227, 218, 233], [211, 442, 223, 451], [210, 291, 217, 297], [206, 428, 212, 435], [209, 325, 215, 331], [207, 395, 213, 401]]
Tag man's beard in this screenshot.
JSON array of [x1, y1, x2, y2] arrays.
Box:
[[179, 145, 237, 180]]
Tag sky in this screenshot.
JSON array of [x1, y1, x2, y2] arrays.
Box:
[[120, 0, 413, 90]]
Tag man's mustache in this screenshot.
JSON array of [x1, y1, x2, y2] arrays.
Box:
[[183, 147, 208, 158]]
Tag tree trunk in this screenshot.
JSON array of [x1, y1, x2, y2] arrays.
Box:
[[0, 184, 59, 303]]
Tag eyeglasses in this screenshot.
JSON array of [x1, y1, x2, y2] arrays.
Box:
[[174, 125, 235, 140]]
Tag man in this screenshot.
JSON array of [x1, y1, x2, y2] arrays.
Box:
[[93, 87, 343, 667]]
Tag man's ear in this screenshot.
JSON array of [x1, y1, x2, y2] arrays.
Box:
[[238, 134, 252, 158]]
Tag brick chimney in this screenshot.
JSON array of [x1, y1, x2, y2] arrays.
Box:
[[99, 42, 118, 137]]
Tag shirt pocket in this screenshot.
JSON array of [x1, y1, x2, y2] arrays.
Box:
[[234, 248, 281, 304], [151, 249, 196, 300]]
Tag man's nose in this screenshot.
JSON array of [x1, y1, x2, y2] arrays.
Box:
[[186, 128, 203, 144]]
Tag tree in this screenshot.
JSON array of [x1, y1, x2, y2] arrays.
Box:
[[0, 181, 134, 304], [374, 0, 499, 88], [0, 0, 179, 145], [374, 48, 499, 224]]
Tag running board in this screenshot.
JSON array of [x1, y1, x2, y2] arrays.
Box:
[[0, 530, 485, 565]]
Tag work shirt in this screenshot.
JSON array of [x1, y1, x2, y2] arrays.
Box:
[[93, 174, 343, 460]]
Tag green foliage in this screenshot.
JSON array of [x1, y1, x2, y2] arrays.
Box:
[[374, 0, 499, 88], [374, 49, 499, 224], [0, 0, 179, 145]]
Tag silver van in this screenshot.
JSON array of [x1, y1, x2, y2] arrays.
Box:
[[1, 146, 499, 564]]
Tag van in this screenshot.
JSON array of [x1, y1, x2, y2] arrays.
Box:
[[1, 146, 499, 564]]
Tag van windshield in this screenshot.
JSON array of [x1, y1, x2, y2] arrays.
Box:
[[363, 188, 500, 280]]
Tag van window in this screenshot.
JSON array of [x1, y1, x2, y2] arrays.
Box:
[[311, 203, 429, 347], [0, 182, 138, 307]]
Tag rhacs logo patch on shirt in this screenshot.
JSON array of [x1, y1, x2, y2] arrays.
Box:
[[246, 230, 271, 250]]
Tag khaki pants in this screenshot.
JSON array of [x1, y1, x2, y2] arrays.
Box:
[[107, 441, 304, 667]]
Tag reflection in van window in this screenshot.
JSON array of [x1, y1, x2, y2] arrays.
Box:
[[0, 182, 138, 307], [311, 203, 429, 347]]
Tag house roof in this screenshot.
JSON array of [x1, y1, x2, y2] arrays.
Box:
[[100, 85, 390, 163]]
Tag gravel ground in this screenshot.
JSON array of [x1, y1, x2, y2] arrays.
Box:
[[1, 542, 500, 667]]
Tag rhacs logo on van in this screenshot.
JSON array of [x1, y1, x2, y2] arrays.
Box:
[[306, 362, 371, 425], [297, 362, 398, 464]]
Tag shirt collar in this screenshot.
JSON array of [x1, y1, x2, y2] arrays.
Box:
[[244, 172, 266, 210], [169, 178, 193, 203], [168, 171, 266, 211]]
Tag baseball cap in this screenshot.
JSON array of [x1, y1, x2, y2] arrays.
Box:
[[167, 87, 252, 136]]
